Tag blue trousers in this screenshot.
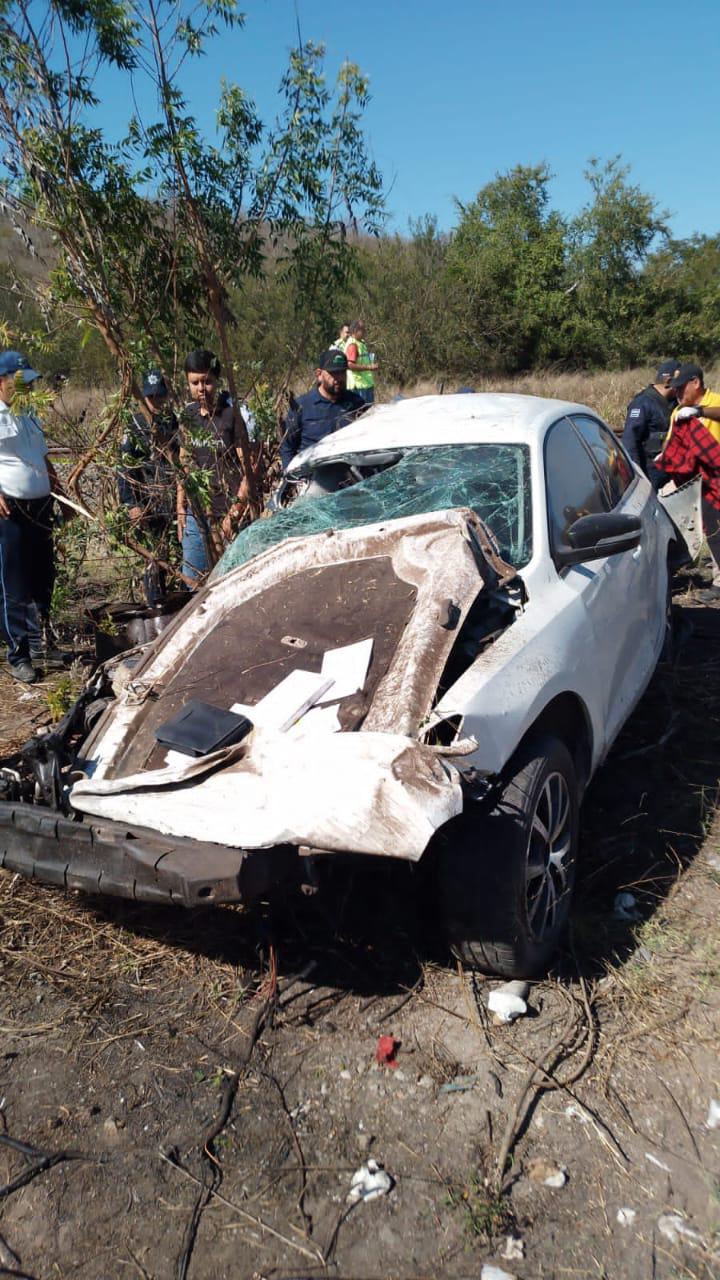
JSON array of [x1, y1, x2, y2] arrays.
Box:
[[0, 497, 55, 667], [181, 509, 211, 585]]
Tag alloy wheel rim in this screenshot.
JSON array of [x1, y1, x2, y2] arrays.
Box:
[[525, 771, 572, 941]]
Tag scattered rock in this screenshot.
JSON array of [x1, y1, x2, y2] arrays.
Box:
[[613, 891, 642, 921], [101, 1117, 123, 1145], [488, 981, 529, 1024], [657, 1213, 703, 1246], [526, 1156, 567, 1188], [616, 1207, 637, 1227]]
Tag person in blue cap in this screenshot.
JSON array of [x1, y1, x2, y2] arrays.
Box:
[[0, 350, 70, 682], [118, 370, 179, 604], [622, 360, 678, 485]]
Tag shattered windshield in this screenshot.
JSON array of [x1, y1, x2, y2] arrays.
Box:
[[215, 444, 532, 578]]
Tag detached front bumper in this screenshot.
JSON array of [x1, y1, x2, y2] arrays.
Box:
[[0, 802, 296, 908]]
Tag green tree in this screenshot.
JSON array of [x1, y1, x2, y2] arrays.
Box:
[[633, 234, 720, 363], [565, 157, 668, 365], [445, 164, 568, 375], [0, 0, 383, 510]]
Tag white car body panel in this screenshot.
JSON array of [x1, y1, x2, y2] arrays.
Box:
[[70, 393, 679, 859]]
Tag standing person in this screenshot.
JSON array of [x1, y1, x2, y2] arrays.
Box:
[[177, 350, 255, 585], [0, 351, 69, 683], [280, 349, 365, 470], [659, 402, 720, 602], [118, 370, 179, 605], [345, 321, 378, 405], [666, 363, 720, 443], [330, 323, 350, 352], [622, 360, 677, 483]]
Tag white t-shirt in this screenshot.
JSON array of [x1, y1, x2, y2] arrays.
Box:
[[0, 400, 51, 499]]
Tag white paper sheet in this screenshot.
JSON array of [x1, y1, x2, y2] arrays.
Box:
[[318, 638, 374, 704], [287, 703, 342, 737], [231, 668, 333, 732]]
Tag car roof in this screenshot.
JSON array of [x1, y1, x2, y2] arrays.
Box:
[[290, 393, 597, 470]]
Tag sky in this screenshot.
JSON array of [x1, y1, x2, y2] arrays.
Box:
[[89, 0, 719, 241]]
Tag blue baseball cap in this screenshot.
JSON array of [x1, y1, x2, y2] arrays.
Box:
[[0, 350, 41, 382], [142, 369, 168, 397]]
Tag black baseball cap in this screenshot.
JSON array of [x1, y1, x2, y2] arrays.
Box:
[[318, 349, 348, 373], [669, 362, 704, 389], [142, 369, 168, 397], [656, 359, 677, 381]]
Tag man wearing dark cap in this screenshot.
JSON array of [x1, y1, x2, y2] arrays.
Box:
[[0, 350, 68, 682], [622, 360, 677, 482], [666, 363, 720, 444], [280, 350, 366, 470], [118, 370, 179, 604]]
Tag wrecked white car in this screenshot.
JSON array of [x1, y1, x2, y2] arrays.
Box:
[[0, 395, 687, 975]]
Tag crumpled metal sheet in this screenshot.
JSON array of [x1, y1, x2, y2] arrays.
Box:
[[70, 729, 463, 861]]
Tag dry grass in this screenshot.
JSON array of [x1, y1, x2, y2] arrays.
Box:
[[385, 364, 720, 431]]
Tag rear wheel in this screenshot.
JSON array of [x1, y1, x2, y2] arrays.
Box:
[[438, 733, 578, 977]]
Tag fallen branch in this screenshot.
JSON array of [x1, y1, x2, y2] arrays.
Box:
[[0, 1133, 93, 1202], [159, 1151, 321, 1264], [173, 964, 278, 1280]]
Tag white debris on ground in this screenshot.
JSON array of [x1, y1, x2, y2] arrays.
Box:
[[706, 1099, 720, 1129], [488, 980, 529, 1024], [481, 1266, 517, 1280], [616, 1207, 637, 1227], [501, 1235, 525, 1261], [346, 1158, 394, 1205], [657, 1213, 703, 1247]]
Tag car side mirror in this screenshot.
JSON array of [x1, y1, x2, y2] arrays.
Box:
[[555, 512, 642, 568]]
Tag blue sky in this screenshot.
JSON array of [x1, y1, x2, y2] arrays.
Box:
[[93, 0, 719, 240]]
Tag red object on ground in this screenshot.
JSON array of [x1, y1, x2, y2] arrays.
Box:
[[375, 1035, 400, 1068]]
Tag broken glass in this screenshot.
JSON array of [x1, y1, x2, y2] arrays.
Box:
[[215, 444, 532, 578]]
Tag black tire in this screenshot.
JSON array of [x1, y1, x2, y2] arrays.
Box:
[[438, 733, 578, 977]]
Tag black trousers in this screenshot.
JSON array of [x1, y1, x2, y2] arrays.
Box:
[[0, 496, 55, 667]]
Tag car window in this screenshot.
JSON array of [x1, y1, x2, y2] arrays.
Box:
[[571, 414, 635, 508], [215, 444, 534, 577], [545, 417, 610, 550]]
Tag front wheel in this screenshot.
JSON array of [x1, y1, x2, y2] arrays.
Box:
[[438, 733, 579, 977]]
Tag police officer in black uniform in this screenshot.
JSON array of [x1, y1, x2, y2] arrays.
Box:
[[118, 370, 179, 604], [280, 349, 366, 471], [622, 360, 677, 486]]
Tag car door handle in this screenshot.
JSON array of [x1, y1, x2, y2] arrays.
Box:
[[632, 545, 642, 560]]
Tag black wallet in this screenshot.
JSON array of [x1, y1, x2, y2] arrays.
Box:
[[155, 699, 253, 757]]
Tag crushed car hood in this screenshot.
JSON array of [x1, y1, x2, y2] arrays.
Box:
[[72, 508, 513, 859]]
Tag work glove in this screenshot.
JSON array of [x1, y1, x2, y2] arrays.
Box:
[[675, 405, 702, 423]]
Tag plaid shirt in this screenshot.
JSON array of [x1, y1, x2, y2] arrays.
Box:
[[662, 415, 720, 510]]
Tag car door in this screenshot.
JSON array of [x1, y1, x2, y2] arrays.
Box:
[[545, 416, 654, 748]]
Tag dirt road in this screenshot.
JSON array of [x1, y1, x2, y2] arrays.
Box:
[[1, 587, 719, 1279]]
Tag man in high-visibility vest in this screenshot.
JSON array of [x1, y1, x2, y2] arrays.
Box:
[[330, 323, 350, 353], [345, 321, 378, 405]]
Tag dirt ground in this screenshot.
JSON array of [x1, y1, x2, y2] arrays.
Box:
[[1, 577, 719, 1280]]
